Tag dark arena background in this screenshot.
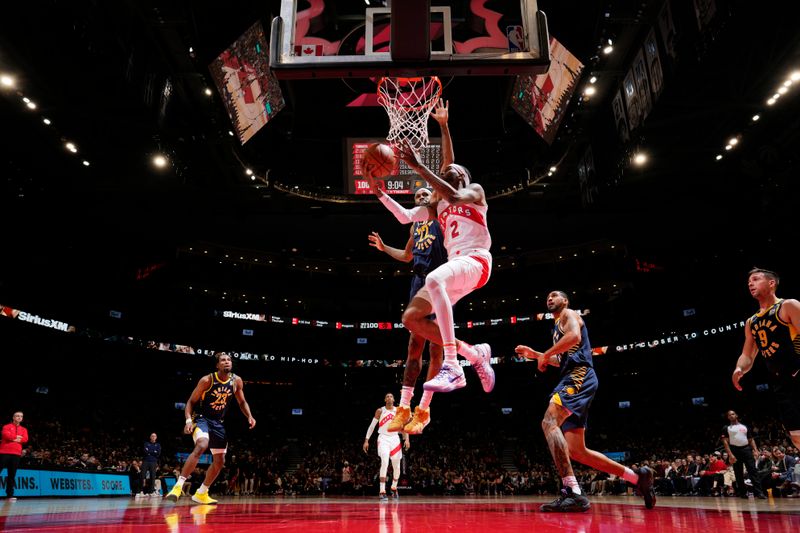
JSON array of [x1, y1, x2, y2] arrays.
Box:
[[1, 0, 800, 531]]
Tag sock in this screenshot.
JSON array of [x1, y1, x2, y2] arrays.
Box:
[[457, 340, 481, 365], [400, 386, 414, 407], [622, 467, 639, 484], [443, 345, 458, 365], [419, 390, 434, 410], [391, 479, 398, 490], [176, 476, 186, 488], [563, 476, 581, 495], [380, 481, 386, 493], [196, 483, 210, 495]]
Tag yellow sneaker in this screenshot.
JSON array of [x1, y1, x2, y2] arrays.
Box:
[[403, 406, 430, 435], [387, 405, 411, 432], [165, 484, 183, 503], [191, 491, 218, 505]]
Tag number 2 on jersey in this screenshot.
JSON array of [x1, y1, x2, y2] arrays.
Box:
[[450, 220, 460, 239]]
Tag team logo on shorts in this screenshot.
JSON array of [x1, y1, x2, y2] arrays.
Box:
[[565, 387, 575, 395]]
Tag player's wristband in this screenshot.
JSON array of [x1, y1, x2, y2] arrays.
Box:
[[185, 418, 193, 425]]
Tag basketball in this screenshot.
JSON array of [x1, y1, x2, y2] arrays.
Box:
[[361, 143, 396, 178]]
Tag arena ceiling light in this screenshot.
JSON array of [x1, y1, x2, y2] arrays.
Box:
[[152, 154, 168, 168], [0, 74, 14, 88], [632, 153, 647, 166], [65, 142, 77, 153], [752, 114, 760, 121]]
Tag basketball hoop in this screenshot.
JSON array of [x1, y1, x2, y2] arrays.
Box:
[[377, 76, 442, 151]]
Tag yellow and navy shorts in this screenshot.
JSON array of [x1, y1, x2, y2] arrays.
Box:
[[550, 365, 598, 431]]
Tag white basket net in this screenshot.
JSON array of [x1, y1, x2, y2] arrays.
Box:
[[377, 76, 443, 151]]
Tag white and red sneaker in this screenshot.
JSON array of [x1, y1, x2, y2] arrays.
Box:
[[472, 343, 495, 393], [423, 362, 467, 392]]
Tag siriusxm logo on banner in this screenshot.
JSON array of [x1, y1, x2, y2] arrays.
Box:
[[17, 312, 70, 332]]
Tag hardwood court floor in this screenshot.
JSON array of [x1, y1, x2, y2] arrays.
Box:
[[0, 495, 798, 531]]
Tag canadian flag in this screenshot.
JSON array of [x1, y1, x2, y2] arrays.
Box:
[[295, 44, 323, 56]]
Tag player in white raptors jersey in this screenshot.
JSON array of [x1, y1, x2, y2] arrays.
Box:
[[365, 102, 495, 394], [363, 393, 410, 500]]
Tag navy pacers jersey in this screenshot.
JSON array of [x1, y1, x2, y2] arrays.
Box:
[[198, 372, 236, 421], [412, 220, 446, 275], [749, 299, 800, 377], [553, 315, 594, 376]]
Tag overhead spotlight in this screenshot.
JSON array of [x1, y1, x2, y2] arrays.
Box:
[[82, 160, 90, 167], [188, 46, 194, 53], [152, 154, 168, 168], [752, 114, 760, 121], [791, 71, 800, 81], [0, 74, 15, 88], [245, 168, 253, 176], [250, 175, 256, 181], [228, 130, 234, 136], [715, 154, 723, 161], [778, 86, 788, 95], [589, 76, 597, 84], [42, 118, 51, 125], [767, 98, 776, 105], [728, 137, 739, 146], [725, 144, 732, 151], [204, 88, 213, 96], [65, 142, 77, 153], [633, 153, 647, 166], [547, 171, 554, 176], [549, 166, 557, 172], [603, 45, 613, 55], [785, 80, 793, 87], [584, 86, 596, 96], [772, 93, 781, 100], [22, 97, 30, 103], [26, 101, 36, 110]]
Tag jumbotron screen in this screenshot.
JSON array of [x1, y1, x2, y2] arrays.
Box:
[[344, 138, 442, 195]]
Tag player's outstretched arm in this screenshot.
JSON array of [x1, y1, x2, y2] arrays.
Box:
[[396, 142, 484, 206], [368, 231, 413, 263], [431, 100, 454, 168]]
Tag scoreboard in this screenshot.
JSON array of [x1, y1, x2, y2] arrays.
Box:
[[344, 137, 442, 195]]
